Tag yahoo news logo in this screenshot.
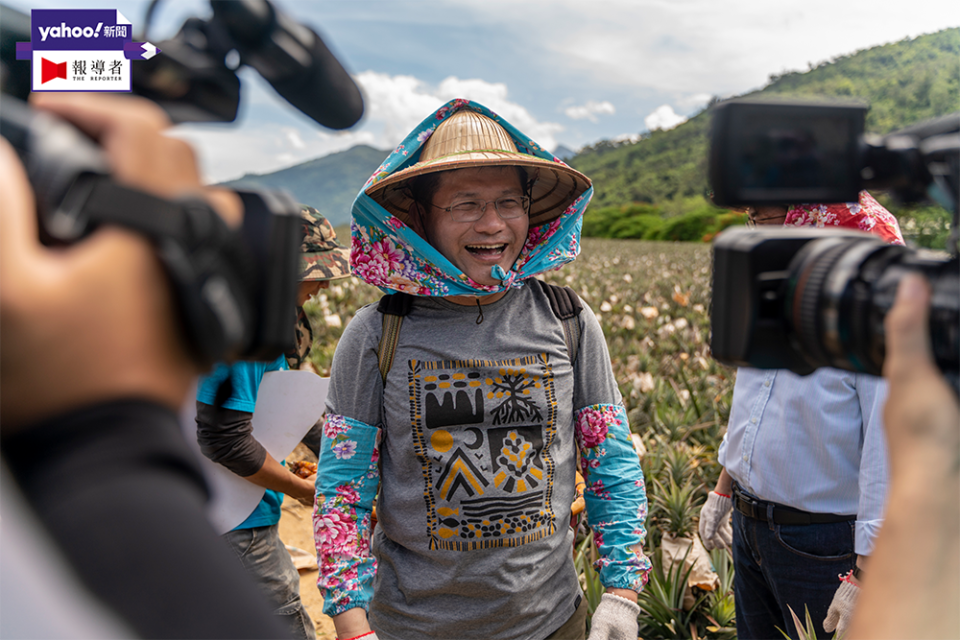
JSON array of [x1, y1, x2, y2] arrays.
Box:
[[15, 9, 160, 92], [37, 21, 109, 41]]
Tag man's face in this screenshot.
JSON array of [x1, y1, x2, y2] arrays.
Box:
[[750, 205, 788, 226], [419, 166, 529, 287], [297, 280, 329, 306]]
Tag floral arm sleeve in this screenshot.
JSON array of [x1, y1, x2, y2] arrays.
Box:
[[313, 413, 381, 616], [576, 403, 651, 592]]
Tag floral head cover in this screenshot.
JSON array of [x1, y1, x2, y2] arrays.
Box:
[[784, 190, 905, 246], [350, 99, 592, 296]]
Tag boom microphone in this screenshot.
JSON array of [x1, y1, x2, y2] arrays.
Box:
[[211, 0, 364, 130]]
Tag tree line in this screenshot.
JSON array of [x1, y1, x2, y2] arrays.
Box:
[[571, 28, 959, 249]]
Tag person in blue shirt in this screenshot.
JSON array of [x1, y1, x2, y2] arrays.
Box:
[[195, 207, 350, 640], [698, 194, 905, 640]]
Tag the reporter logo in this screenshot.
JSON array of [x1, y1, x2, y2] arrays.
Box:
[[16, 9, 159, 92], [40, 58, 67, 84]]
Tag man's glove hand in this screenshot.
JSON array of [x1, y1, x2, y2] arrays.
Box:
[[823, 575, 859, 637], [698, 491, 733, 550], [587, 593, 640, 640]]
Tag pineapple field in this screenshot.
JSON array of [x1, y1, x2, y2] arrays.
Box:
[[303, 237, 742, 638]]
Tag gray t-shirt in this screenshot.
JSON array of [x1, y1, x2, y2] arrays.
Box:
[[327, 279, 623, 640]]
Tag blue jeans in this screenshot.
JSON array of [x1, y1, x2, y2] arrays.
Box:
[[222, 524, 315, 640], [731, 509, 855, 640]]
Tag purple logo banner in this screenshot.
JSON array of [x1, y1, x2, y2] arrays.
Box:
[[31, 9, 132, 51], [17, 8, 160, 93]]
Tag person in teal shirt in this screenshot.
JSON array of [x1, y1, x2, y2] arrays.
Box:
[[195, 207, 350, 639]]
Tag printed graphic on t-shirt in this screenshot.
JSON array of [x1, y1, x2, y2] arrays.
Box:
[[408, 353, 558, 551]]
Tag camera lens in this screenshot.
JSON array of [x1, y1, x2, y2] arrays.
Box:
[[926, 262, 960, 375], [784, 236, 907, 375], [709, 226, 959, 394]]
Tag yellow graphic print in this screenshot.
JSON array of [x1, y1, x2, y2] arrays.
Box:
[[438, 453, 487, 501], [409, 354, 559, 551], [493, 430, 544, 493], [431, 429, 454, 453]]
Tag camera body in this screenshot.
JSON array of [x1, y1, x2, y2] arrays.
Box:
[[708, 99, 960, 390], [709, 100, 868, 207], [0, 94, 301, 364], [711, 226, 958, 384], [711, 228, 948, 375], [709, 99, 958, 214], [0, 1, 365, 365], [710, 226, 846, 374]]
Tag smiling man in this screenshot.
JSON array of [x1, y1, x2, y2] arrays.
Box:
[[409, 164, 528, 298], [313, 101, 651, 640]]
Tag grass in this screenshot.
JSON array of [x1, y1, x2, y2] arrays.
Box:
[[781, 605, 844, 640]]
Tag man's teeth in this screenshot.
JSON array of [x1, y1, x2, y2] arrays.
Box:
[[466, 244, 507, 253]]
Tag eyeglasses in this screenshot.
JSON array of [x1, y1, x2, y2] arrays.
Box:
[[430, 196, 530, 222]]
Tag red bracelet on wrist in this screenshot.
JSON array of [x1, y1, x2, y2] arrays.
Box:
[[713, 491, 731, 499], [340, 632, 375, 640]]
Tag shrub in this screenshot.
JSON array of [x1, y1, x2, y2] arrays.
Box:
[[582, 203, 663, 237], [655, 208, 721, 242], [608, 214, 665, 239], [896, 204, 952, 250]]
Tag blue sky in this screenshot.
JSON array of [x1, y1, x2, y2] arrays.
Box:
[[7, 0, 959, 183]]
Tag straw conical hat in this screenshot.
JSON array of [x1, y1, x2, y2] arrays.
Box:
[[365, 109, 591, 228]]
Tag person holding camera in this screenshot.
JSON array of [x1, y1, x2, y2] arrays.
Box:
[[313, 100, 650, 640], [0, 92, 289, 639], [698, 191, 905, 639], [194, 205, 350, 640], [848, 272, 960, 639]]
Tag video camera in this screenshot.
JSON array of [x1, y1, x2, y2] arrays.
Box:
[[708, 99, 959, 393], [0, 0, 364, 365]]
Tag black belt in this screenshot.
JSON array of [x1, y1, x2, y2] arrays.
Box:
[[732, 484, 855, 526]]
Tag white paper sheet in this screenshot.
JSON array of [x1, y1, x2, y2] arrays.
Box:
[[180, 370, 329, 534]]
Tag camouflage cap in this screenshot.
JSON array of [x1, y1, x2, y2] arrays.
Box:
[[300, 205, 350, 281]]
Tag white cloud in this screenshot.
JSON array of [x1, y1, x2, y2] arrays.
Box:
[[676, 93, 713, 112], [613, 133, 643, 144], [644, 105, 686, 131], [283, 128, 306, 149], [151, 0, 960, 180], [354, 72, 564, 151], [175, 71, 569, 182], [564, 100, 616, 123], [497, 0, 960, 98]]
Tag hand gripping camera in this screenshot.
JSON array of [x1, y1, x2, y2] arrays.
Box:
[[0, 0, 364, 366]]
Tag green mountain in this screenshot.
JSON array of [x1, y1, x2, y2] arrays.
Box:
[[569, 27, 959, 245], [218, 29, 957, 245], [219, 144, 389, 226]]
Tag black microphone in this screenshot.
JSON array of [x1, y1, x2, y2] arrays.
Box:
[[211, 0, 364, 130]]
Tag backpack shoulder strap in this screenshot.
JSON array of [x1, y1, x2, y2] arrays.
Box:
[[376, 292, 414, 384], [539, 281, 583, 364], [540, 280, 587, 537]]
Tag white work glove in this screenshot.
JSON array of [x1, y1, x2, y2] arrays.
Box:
[[823, 576, 859, 637], [587, 593, 640, 640], [698, 491, 733, 550]]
